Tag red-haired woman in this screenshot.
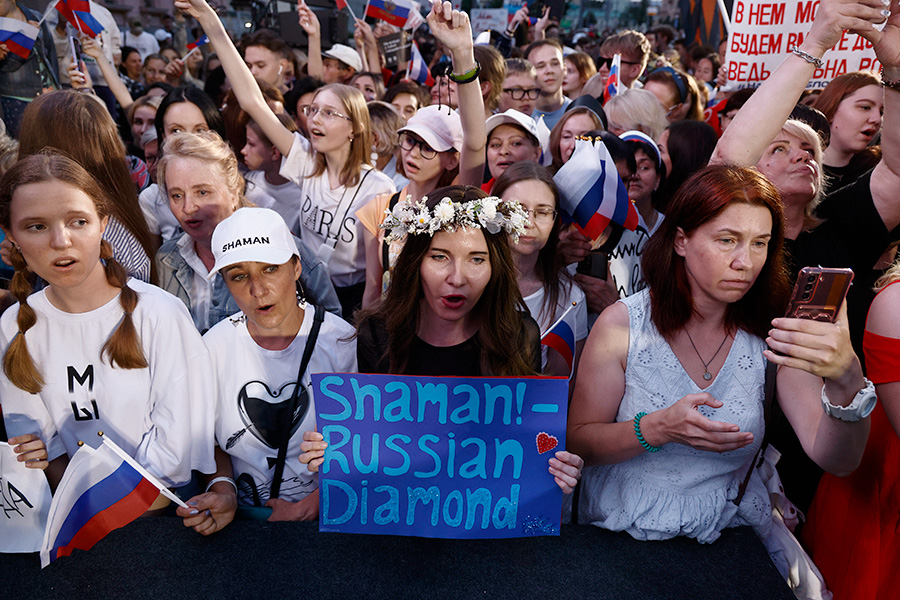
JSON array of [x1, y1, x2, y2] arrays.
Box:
[[568, 165, 872, 591]]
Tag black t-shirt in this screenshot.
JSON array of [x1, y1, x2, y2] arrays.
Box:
[[774, 169, 895, 513], [356, 314, 541, 376]]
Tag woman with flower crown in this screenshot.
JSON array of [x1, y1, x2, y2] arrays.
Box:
[[300, 185, 584, 495]]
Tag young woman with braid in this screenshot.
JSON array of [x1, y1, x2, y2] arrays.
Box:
[[0, 153, 215, 496]]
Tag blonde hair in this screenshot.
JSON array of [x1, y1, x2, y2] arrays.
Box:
[[605, 89, 669, 141], [781, 118, 825, 229], [874, 243, 900, 290], [308, 83, 372, 187], [0, 153, 147, 394], [157, 131, 248, 205], [367, 101, 403, 156]]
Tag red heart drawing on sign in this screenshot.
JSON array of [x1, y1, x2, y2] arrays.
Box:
[[536, 432, 558, 454]]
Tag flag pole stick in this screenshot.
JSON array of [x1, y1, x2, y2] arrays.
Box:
[[540, 301, 577, 338], [98, 433, 190, 509], [182, 45, 199, 61]]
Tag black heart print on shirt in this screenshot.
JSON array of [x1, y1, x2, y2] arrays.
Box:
[[235, 380, 309, 449]]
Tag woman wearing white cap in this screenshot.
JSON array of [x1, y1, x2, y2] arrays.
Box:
[[483, 109, 543, 193], [177, 207, 357, 532], [355, 0, 488, 307], [177, 0, 395, 319]]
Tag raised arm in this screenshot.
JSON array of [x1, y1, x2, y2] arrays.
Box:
[[80, 36, 134, 110], [298, 0, 323, 81], [355, 19, 381, 76], [711, 0, 887, 166], [860, 1, 900, 230], [426, 0, 486, 187], [765, 303, 870, 476], [175, 0, 295, 155]]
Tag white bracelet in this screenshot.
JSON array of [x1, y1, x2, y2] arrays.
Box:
[[205, 476, 237, 495]]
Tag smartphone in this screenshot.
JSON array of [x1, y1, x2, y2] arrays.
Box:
[[785, 267, 853, 322], [576, 251, 608, 280]]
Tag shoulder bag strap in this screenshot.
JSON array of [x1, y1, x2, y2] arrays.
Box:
[[269, 305, 326, 500], [733, 359, 777, 506]]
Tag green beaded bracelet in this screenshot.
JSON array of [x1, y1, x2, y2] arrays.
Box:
[[449, 61, 481, 85], [633, 411, 661, 453]]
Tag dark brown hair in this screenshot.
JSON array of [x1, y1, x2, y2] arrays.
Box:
[[491, 162, 567, 325], [642, 164, 790, 339], [356, 186, 536, 376], [0, 153, 148, 393]]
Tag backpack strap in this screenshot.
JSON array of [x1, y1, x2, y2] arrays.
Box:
[[269, 304, 326, 500]]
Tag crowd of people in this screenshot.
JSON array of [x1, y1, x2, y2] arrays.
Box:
[[1, 0, 898, 597]]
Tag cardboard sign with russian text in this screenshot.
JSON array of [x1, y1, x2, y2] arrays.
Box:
[[314, 373, 567, 539], [726, 0, 879, 89]]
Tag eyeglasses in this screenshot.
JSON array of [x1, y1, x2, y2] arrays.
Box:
[[398, 133, 437, 160], [502, 87, 541, 100], [302, 105, 352, 122], [596, 56, 641, 68], [523, 207, 558, 224]]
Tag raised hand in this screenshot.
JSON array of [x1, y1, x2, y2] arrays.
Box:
[[297, 0, 320, 38], [426, 0, 473, 56], [803, 0, 889, 56]]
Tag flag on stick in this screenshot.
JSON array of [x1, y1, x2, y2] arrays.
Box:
[[365, 0, 412, 28], [602, 53, 621, 105], [55, 0, 104, 38], [407, 39, 434, 86], [0, 17, 38, 59], [540, 302, 578, 373], [39, 434, 186, 568], [554, 137, 639, 239]]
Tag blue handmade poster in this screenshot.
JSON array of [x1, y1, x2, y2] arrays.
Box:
[[313, 373, 568, 539]]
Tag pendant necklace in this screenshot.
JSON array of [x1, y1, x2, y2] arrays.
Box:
[[685, 329, 730, 381]]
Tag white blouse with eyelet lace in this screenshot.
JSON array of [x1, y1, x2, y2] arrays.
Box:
[[578, 289, 773, 543]]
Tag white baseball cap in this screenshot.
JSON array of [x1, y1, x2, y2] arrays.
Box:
[[208, 208, 299, 279], [397, 105, 463, 152], [486, 109, 541, 146], [322, 43, 362, 73]]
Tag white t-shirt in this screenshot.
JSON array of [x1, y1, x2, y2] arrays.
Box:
[[138, 183, 182, 243], [244, 170, 302, 236], [203, 305, 357, 505], [280, 132, 395, 287], [523, 276, 588, 369], [123, 30, 159, 61], [0, 280, 216, 487]]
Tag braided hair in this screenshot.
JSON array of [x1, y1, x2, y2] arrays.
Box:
[[0, 153, 147, 394]]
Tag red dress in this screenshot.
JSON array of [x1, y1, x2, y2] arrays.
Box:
[[802, 288, 900, 600]]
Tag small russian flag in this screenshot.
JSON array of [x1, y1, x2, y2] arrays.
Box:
[[0, 17, 38, 60], [364, 0, 411, 28], [554, 137, 640, 238], [336, 0, 348, 10], [39, 435, 182, 568], [541, 319, 575, 372], [408, 40, 434, 86], [55, 0, 105, 38], [602, 53, 621, 106], [186, 34, 209, 51]]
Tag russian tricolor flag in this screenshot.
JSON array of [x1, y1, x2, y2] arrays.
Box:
[[364, 0, 411, 28], [554, 137, 639, 238], [187, 34, 209, 51], [541, 319, 575, 372], [602, 53, 621, 106], [0, 17, 38, 60], [39, 436, 170, 568], [55, 0, 104, 38], [408, 40, 434, 86]]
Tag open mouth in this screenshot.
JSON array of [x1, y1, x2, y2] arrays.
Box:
[[54, 258, 75, 267], [184, 219, 203, 229], [441, 295, 465, 309]]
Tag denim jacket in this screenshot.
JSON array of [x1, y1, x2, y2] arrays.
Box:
[[157, 234, 342, 333]]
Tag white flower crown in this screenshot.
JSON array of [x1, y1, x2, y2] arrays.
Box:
[[381, 195, 529, 243]]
